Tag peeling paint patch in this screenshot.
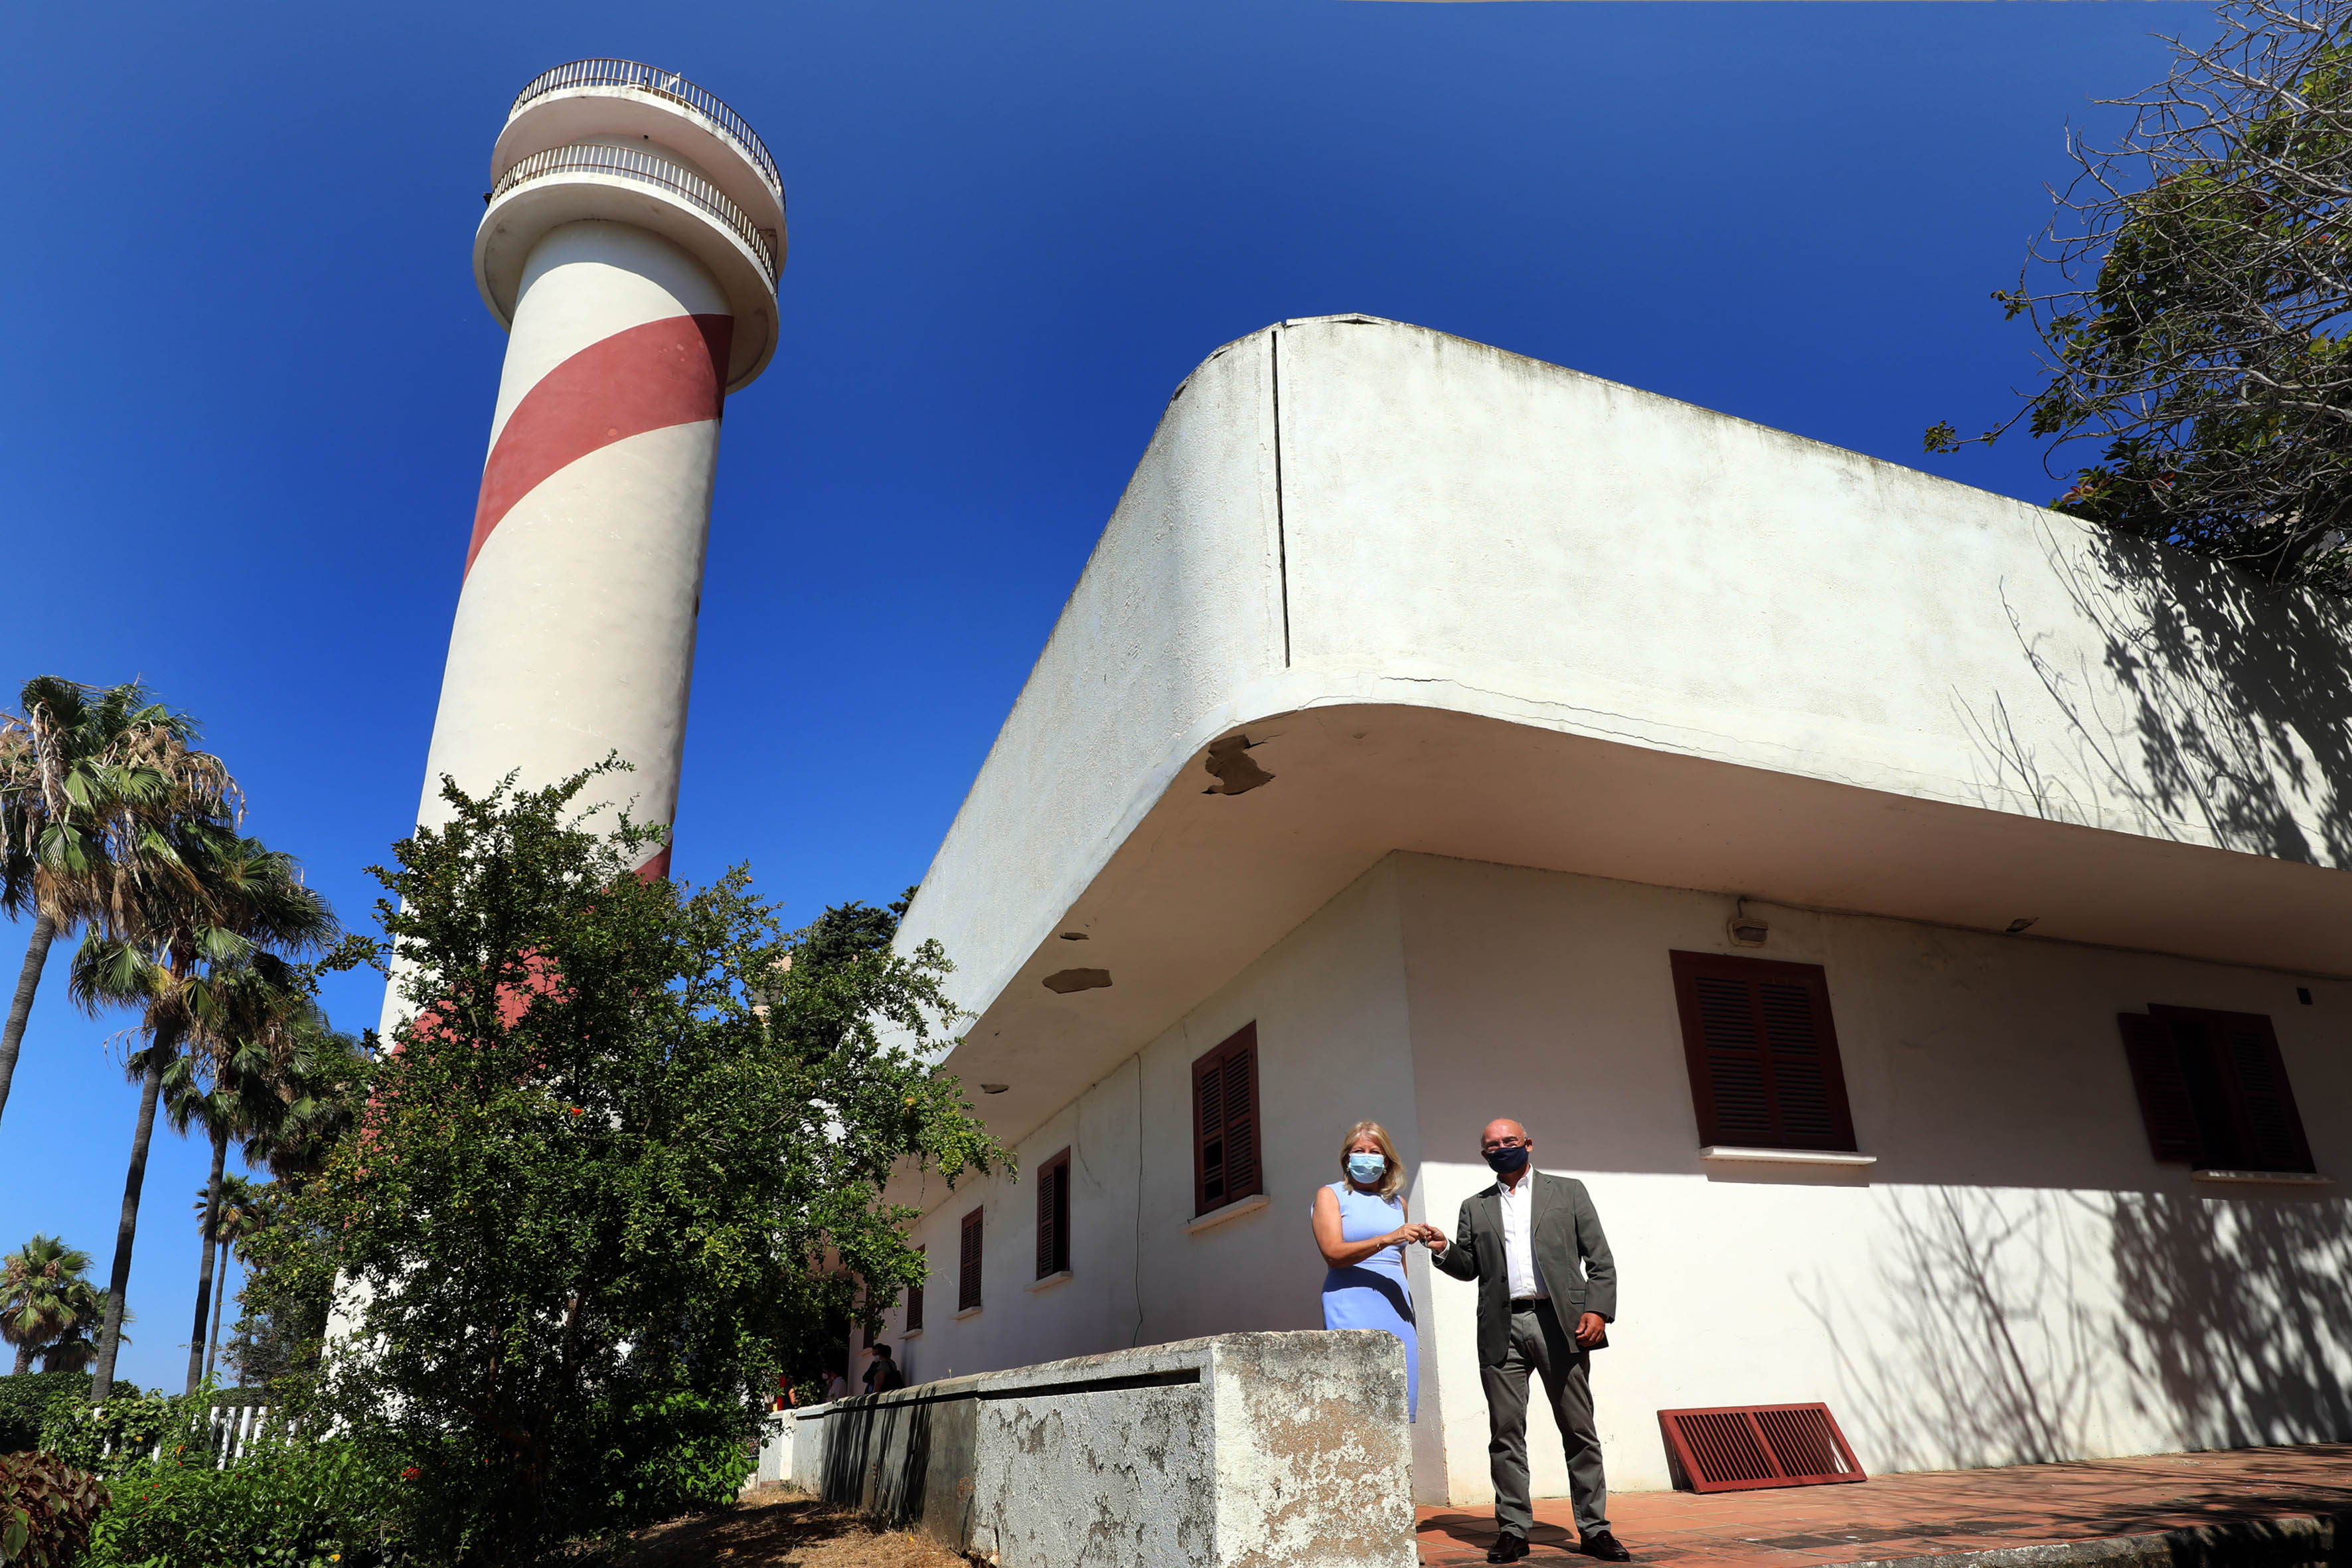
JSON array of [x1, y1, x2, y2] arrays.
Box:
[[1203, 734, 1277, 796]]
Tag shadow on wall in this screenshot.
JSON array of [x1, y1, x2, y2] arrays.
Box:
[[1954, 517, 2352, 864], [1800, 1186, 2352, 1472]]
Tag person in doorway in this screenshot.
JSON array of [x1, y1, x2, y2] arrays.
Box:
[[1424, 1119, 1627, 1565], [861, 1343, 904, 1394], [1312, 1120, 1441, 1420], [824, 1368, 849, 1403]]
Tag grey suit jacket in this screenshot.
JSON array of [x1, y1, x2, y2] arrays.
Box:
[[1432, 1172, 1618, 1368]]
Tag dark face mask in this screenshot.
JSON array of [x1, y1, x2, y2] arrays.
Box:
[[1484, 1144, 1529, 1174]]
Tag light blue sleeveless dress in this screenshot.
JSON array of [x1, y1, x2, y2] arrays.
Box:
[[1318, 1181, 1419, 1419]]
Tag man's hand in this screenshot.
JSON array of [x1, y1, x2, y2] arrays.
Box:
[[1574, 1312, 1607, 1347], [1415, 1223, 1449, 1251]]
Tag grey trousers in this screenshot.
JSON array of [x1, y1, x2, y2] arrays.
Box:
[[1480, 1300, 1608, 1537]]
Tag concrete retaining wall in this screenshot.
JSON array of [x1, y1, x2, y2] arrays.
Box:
[[766, 1330, 1413, 1567]]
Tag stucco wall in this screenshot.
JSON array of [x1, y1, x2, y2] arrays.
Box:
[[785, 1332, 1415, 1568], [1397, 852, 2352, 1501], [876, 852, 2350, 1506], [882, 858, 1414, 1385], [900, 316, 2352, 1049]]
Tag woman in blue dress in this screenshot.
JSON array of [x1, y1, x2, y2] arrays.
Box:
[[1311, 1119, 1437, 1419]]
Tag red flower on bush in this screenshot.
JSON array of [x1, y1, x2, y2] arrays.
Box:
[[400, 1466, 422, 1481]]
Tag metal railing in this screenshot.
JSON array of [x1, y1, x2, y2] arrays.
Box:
[[491, 143, 779, 285], [510, 60, 783, 205]]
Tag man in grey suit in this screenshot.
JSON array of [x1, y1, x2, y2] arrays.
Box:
[[1426, 1119, 1628, 1565]]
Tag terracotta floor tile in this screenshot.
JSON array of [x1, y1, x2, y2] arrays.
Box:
[[1417, 1445, 2352, 1568]]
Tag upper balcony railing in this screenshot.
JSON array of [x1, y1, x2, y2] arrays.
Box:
[[510, 60, 783, 205], [491, 143, 780, 285]]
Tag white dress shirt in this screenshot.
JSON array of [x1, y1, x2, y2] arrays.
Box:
[[1497, 1173, 1546, 1300]]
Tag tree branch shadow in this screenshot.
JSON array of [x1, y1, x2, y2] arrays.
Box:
[[1799, 1186, 2352, 1473]]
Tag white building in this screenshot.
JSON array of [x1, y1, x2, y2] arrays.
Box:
[[864, 315, 2352, 1507]]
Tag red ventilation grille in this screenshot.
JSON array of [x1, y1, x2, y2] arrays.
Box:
[[1658, 1403, 1865, 1493]]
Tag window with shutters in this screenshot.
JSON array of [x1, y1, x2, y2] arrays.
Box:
[[905, 1246, 924, 1334], [957, 1208, 983, 1313], [2118, 1006, 2315, 1173], [1036, 1147, 1071, 1278], [1192, 1024, 1263, 1216], [1668, 952, 1858, 1152]]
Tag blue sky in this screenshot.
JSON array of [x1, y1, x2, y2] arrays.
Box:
[[1, 1, 2193, 1391]]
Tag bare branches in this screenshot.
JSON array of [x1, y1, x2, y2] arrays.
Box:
[[1932, 0, 2352, 591]]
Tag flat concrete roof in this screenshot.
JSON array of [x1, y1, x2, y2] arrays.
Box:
[[899, 316, 2352, 1144]]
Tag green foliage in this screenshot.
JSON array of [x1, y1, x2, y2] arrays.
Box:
[[0, 1375, 86, 1456], [38, 1386, 169, 1477], [78, 1433, 386, 1568], [1928, 3, 2352, 590], [249, 765, 1000, 1564], [1, 1239, 104, 1379], [0, 1449, 108, 1567]]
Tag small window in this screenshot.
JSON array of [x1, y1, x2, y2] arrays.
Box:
[[1036, 1147, 1071, 1279], [2118, 1006, 2314, 1172], [905, 1246, 924, 1334], [958, 1208, 983, 1312], [1668, 951, 1857, 1152], [1192, 1024, 1262, 1215]]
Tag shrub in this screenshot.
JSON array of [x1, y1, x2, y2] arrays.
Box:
[[0, 1450, 109, 1567], [76, 1432, 388, 1568], [580, 1388, 755, 1534], [38, 1387, 171, 1476], [0, 1375, 91, 1456]]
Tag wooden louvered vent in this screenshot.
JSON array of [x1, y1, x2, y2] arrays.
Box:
[[1658, 1403, 1865, 1494]]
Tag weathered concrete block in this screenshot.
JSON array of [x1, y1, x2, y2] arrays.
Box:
[[770, 1330, 1412, 1567]]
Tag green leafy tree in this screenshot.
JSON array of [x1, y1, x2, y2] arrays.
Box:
[[0, 1237, 101, 1377], [70, 830, 335, 1401], [1928, 0, 2352, 590], [247, 767, 997, 1564], [0, 678, 237, 1136]]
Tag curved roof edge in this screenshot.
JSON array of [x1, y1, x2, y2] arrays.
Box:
[[898, 317, 2352, 1063]]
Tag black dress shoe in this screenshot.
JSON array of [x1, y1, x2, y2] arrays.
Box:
[[1581, 1530, 1632, 1561], [1488, 1531, 1530, 1563]]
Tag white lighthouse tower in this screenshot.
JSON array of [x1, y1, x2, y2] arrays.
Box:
[[409, 60, 785, 890]]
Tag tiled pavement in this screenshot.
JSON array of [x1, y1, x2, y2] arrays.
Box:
[[1416, 1446, 2352, 1568]]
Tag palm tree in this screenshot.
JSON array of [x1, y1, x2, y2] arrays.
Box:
[[163, 967, 312, 1394], [240, 1008, 366, 1189], [1, 1234, 102, 1375], [72, 828, 335, 1400], [0, 678, 236, 1136], [200, 1173, 266, 1388]]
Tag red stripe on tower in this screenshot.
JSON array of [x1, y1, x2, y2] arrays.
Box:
[[465, 313, 734, 575]]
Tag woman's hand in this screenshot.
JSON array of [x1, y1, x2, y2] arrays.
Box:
[[1414, 1223, 1449, 1252]]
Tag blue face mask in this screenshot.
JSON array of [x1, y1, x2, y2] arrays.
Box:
[[1484, 1144, 1529, 1174], [1346, 1152, 1387, 1184]]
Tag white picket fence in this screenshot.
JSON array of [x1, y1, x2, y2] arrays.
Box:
[[104, 1397, 284, 1467]]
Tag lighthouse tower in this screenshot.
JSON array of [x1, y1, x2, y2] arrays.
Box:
[[410, 60, 785, 888]]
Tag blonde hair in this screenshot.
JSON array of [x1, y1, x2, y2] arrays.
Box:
[[1338, 1120, 1407, 1200]]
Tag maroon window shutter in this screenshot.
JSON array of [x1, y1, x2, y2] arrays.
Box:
[[2214, 1012, 2315, 1172], [1036, 1148, 1071, 1278], [1668, 953, 1855, 1152], [958, 1208, 982, 1312], [905, 1247, 924, 1334], [2146, 1006, 2315, 1173], [1192, 1024, 1261, 1215], [2118, 1012, 2203, 1164], [1223, 1042, 1259, 1201]]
